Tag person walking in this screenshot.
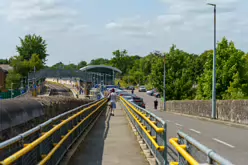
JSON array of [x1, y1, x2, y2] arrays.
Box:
[[154, 99, 158, 110], [131, 88, 134, 94], [109, 88, 117, 116]]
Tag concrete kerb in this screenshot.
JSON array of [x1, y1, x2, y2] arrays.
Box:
[[121, 103, 157, 165], [59, 104, 107, 165], [167, 111, 248, 129]]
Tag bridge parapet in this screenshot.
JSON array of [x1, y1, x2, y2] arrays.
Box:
[[120, 96, 168, 164], [119, 96, 234, 165], [0, 99, 102, 164]]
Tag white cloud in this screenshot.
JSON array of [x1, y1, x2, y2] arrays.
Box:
[[105, 16, 154, 38], [0, 0, 86, 34]]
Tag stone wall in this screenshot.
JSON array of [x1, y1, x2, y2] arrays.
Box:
[[166, 100, 248, 125]]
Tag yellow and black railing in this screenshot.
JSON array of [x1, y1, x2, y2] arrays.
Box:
[[120, 96, 168, 165], [0, 98, 107, 165], [169, 131, 234, 165]]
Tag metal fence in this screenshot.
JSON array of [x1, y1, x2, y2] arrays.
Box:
[[0, 89, 24, 99], [0, 98, 107, 165], [170, 131, 234, 165], [28, 69, 114, 84], [120, 96, 168, 165]]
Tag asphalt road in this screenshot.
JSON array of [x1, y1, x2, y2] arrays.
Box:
[[132, 90, 248, 165]]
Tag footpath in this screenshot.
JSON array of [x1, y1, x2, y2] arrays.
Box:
[[63, 84, 85, 99], [68, 102, 148, 165]]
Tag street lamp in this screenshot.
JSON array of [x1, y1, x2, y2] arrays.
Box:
[[163, 54, 166, 111], [207, 3, 217, 119]]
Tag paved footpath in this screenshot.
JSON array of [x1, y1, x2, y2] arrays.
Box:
[[134, 90, 248, 165], [68, 102, 148, 165]]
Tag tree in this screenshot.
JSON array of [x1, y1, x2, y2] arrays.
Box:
[[50, 62, 65, 69], [0, 59, 9, 64], [16, 34, 48, 64], [77, 60, 87, 69], [5, 70, 22, 89], [89, 58, 110, 65], [196, 37, 248, 99], [150, 45, 196, 100], [5, 54, 43, 88]]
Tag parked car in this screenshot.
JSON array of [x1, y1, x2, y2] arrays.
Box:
[[153, 92, 161, 98], [146, 89, 156, 96], [126, 86, 135, 90], [123, 95, 146, 109], [138, 86, 146, 92], [118, 91, 132, 97]]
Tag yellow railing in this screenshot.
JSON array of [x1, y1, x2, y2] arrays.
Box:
[[39, 99, 107, 164], [0, 99, 107, 165], [120, 97, 165, 151], [169, 138, 199, 165], [121, 97, 164, 133]]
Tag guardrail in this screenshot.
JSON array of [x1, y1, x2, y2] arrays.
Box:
[[0, 98, 107, 165], [120, 96, 168, 165], [170, 131, 233, 165], [0, 99, 99, 161]]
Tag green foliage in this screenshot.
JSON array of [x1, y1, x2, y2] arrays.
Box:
[[77, 60, 87, 69], [6, 33, 47, 89], [0, 59, 9, 64], [16, 34, 48, 63], [50, 60, 88, 70], [100, 38, 248, 100], [196, 37, 248, 100], [5, 70, 22, 89], [89, 58, 110, 65]]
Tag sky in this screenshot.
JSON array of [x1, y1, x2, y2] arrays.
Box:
[[0, 0, 247, 66]]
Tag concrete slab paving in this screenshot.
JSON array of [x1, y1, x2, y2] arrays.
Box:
[[68, 102, 148, 165]]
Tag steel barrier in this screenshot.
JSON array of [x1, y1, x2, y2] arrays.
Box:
[[120, 96, 168, 165], [170, 131, 233, 165], [0, 100, 98, 159], [0, 98, 107, 165]]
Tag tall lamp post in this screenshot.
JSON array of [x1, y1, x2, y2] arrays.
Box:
[[163, 54, 166, 111], [207, 3, 217, 119]]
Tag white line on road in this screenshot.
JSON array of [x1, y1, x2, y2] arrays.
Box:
[[189, 129, 201, 134], [213, 138, 235, 148], [175, 123, 183, 127], [166, 120, 171, 122]]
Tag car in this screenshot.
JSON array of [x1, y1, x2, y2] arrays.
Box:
[[126, 86, 135, 90], [138, 86, 146, 92], [123, 95, 146, 109], [118, 91, 132, 97], [146, 89, 156, 96], [153, 92, 161, 98]]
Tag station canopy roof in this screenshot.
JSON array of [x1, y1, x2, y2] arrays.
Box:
[[80, 65, 122, 74]]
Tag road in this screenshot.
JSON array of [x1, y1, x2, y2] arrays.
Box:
[[133, 90, 248, 165]]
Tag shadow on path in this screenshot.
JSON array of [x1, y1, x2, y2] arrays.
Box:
[[68, 107, 111, 165]]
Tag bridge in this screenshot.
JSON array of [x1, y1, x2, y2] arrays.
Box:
[[0, 65, 236, 165]]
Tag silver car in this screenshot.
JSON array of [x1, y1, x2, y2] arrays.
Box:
[[138, 86, 146, 92]]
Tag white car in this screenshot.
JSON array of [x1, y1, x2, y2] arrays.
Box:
[[139, 86, 146, 92]]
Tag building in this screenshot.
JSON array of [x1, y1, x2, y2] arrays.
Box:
[[0, 64, 13, 90]]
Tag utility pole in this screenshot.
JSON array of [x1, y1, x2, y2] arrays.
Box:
[[163, 54, 166, 111], [207, 3, 217, 119]]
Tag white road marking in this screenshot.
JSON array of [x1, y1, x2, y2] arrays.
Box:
[[175, 123, 183, 127], [212, 138, 235, 148], [166, 120, 171, 122], [189, 129, 201, 134]]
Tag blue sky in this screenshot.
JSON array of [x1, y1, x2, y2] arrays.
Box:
[[0, 0, 247, 66]]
